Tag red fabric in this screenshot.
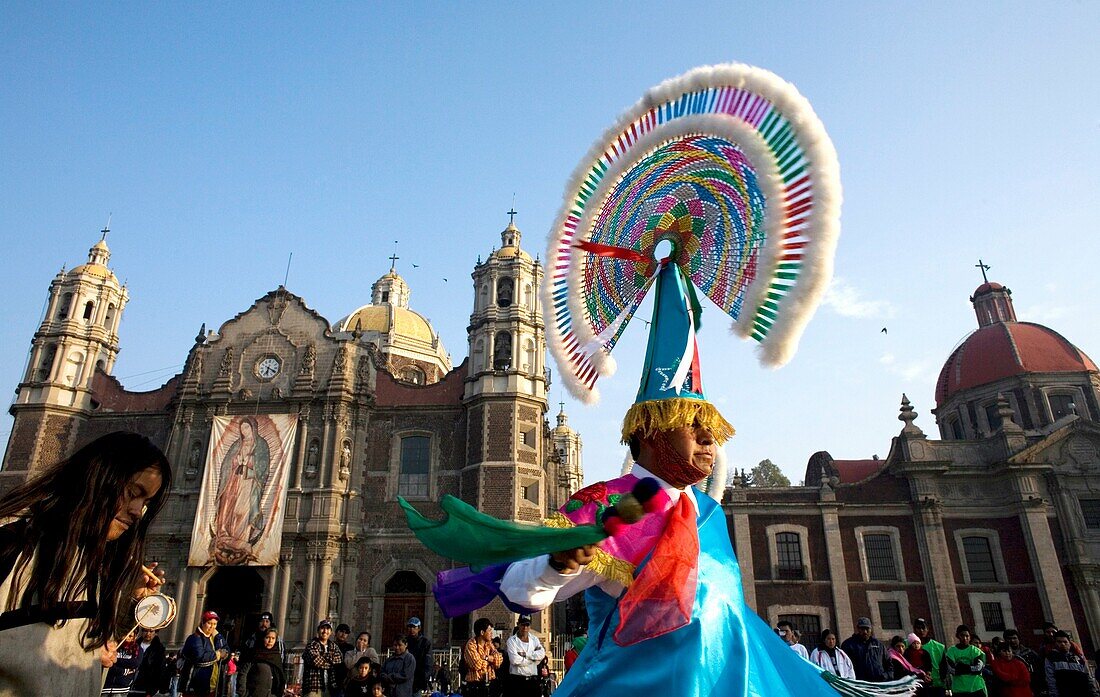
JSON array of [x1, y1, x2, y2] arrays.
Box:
[[613, 495, 698, 646], [989, 656, 1033, 697], [572, 240, 648, 263]]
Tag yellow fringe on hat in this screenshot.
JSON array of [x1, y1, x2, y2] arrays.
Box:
[[620, 398, 735, 444]]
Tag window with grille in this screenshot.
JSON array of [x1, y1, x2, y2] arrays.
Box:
[[864, 534, 898, 581], [963, 536, 998, 583], [775, 532, 805, 580], [398, 436, 430, 498], [1050, 393, 1076, 420], [878, 601, 902, 630], [980, 602, 1006, 632], [778, 614, 820, 653], [1081, 500, 1100, 530]]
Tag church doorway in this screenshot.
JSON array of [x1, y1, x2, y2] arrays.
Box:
[[205, 567, 265, 649], [382, 571, 427, 646]]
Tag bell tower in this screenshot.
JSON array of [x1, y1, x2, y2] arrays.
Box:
[[2, 226, 129, 477], [463, 213, 549, 523]]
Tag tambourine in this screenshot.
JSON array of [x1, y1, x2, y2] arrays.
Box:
[[132, 593, 177, 631]]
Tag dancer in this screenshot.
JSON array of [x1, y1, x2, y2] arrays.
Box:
[[405, 63, 916, 697], [0, 431, 171, 696]]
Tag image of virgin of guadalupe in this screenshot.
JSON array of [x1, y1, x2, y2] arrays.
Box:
[[211, 416, 271, 565]]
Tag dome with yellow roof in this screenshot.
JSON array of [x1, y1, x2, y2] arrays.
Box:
[[335, 264, 451, 381], [491, 221, 532, 261]]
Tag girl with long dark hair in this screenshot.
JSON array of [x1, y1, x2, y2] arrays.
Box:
[[0, 431, 172, 695]]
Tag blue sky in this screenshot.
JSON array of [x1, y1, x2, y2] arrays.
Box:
[[2, 2, 1099, 485]]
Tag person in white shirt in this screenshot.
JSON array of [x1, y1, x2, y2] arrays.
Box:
[[809, 629, 856, 679], [778, 621, 809, 660], [505, 615, 546, 697]]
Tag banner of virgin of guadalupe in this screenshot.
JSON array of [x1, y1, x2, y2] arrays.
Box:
[[188, 414, 298, 566]]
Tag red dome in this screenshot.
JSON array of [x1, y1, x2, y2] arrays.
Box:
[[972, 281, 1005, 296], [936, 322, 1098, 404]]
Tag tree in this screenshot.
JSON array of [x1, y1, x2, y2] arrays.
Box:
[[750, 459, 790, 487]]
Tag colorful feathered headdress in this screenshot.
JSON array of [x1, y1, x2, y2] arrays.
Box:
[[543, 63, 842, 437]]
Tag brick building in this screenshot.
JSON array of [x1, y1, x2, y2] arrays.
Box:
[[727, 279, 1100, 651], [0, 219, 584, 649]]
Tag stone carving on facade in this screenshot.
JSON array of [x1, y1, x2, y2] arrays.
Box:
[[185, 440, 203, 479], [187, 349, 204, 379], [238, 387, 253, 400], [289, 581, 304, 624], [218, 347, 234, 377], [332, 343, 348, 375], [339, 440, 351, 482], [305, 440, 319, 479], [300, 343, 316, 375], [327, 582, 340, 618], [268, 293, 288, 325], [270, 385, 282, 399]]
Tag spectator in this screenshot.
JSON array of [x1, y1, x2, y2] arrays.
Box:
[[238, 627, 286, 697], [381, 634, 416, 697], [902, 633, 932, 695], [345, 631, 381, 673], [537, 656, 555, 697], [777, 620, 809, 660], [332, 623, 354, 696], [810, 629, 855, 679], [946, 625, 987, 697], [912, 618, 949, 697], [989, 642, 1033, 697], [434, 660, 451, 693], [491, 636, 508, 697], [242, 612, 285, 664], [463, 618, 503, 697], [506, 614, 546, 697], [180, 611, 228, 697], [103, 630, 144, 696], [1039, 622, 1084, 660], [303, 619, 345, 697], [130, 627, 167, 697], [343, 657, 376, 697], [226, 651, 239, 697], [1003, 629, 1041, 697], [887, 635, 928, 683], [564, 635, 587, 673], [1044, 630, 1098, 697], [405, 616, 433, 694], [166, 651, 181, 697], [841, 617, 888, 682]]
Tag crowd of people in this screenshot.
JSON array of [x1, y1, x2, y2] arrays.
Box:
[[774, 615, 1100, 697]]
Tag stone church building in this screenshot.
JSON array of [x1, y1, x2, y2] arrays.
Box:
[[5, 220, 1100, 657], [0, 220, 585, 649], [727, 279, 1100, 652]]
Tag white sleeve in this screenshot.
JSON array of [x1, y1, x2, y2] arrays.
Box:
[[504, 635, 524, 667], [499, 555, 616, 610], [531, 635, 546, 661]]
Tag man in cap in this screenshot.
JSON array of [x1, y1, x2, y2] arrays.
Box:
[[404, 616, 433, 693], [912, 618, 948, 696], [242, 611, 286, 663], [505, 614, 546, 697], [841, 618, 888, 682], [303, 619, 345, 697]]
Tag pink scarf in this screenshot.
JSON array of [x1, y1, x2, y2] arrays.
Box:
[[888, 647, 924, 677]]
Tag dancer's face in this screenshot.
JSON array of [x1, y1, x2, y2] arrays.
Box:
[[643, 424, 716, 487], [107, 467, 163, 541]]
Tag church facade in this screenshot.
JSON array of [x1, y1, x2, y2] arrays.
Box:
[[726, 280, 1100, 652], [0, 220, 584, 649]]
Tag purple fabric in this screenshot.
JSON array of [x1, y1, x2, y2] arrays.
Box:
[[433, 563, 536, 617]]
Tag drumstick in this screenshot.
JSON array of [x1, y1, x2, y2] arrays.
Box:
[[141, 565, 166, 585]]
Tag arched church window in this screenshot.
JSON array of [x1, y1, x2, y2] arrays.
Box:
[[946, 416, 964, 440], [398, 435, 430, 499], [104, 303, 116, 329], [493, 331, 512, 370], [36, 344, 57, 381], [384, 570, 427, 594], [400, 366, 426, 385], [525, 283, 534, 310], [82, 300, 95, 322], [66, 351, 85, 386], [480, 284, 489, 311], [523, 338, 536, 374], [496, 277, 514, 307], [58, 293, 72, 319]]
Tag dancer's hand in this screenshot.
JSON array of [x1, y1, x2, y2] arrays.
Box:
[[134, 562, 165, 600], [549, 545, 597, 574]]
